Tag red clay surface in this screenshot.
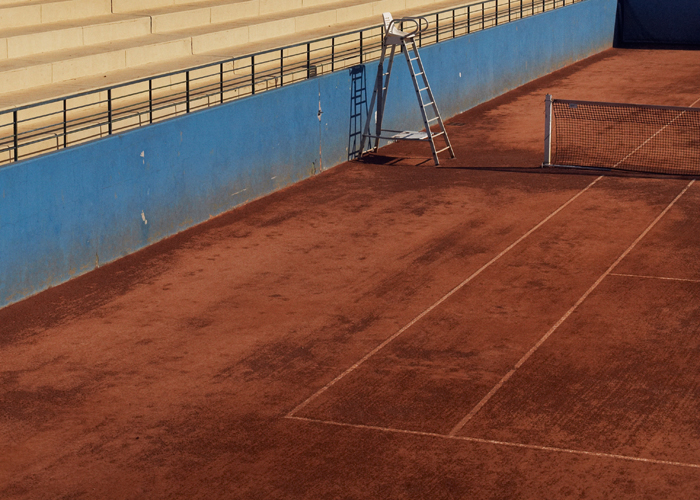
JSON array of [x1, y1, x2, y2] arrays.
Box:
[[2, 48, 700, 499]]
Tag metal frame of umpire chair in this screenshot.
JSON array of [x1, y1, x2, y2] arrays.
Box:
[[359, 12, 455, 165]]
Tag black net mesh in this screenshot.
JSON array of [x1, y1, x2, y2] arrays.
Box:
[[551, 99, 700, 175]]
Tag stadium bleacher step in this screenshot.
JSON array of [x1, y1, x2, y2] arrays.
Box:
[[112, 0, 253, 13], [186, 1, 371, 54], [0, 0, 377, 96], [0, 0, 112, 30], [111, 0, 368, 15], [0, 34, 193, 95], [0, 15, 153, 60], [0, 0, 471, 107], [129, 0, 261, 34]]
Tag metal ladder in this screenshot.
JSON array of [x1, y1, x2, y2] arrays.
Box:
[[360, 13, 454, 166]]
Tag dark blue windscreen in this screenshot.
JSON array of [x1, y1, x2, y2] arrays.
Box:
[[619, 0, 700, 46]]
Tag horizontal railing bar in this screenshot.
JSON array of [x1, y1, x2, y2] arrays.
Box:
[[0, 0, 585, 166]]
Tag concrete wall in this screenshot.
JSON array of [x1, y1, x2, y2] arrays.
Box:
[[617, 0, 700, 46], [0, 0, 617, 308]]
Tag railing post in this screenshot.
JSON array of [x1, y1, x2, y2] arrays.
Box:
[[307, 42, 311, 78], [544, 94, 553, 166], [251, 55, 255, 95], [508, 0, 512, 21], [482, 3, 485, 29], [220, 63, 224, 103], [107, 88, 112, 135], [495, 0, 498, 25], [13, 109, 18, 162], [331, 37, 335, 72], [186, 71, 190, 113], [63, 99, 68, 147], [359, 32, 363, 63], [149, 79, 153, 123], [520, 0, 523, 18], [468, 5, 471, 33], [436, 13, 439, 44], [280, 49, 284, 86]]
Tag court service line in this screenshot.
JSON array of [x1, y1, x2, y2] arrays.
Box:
[[287, 416, 700, 470], [610, 273, 700, 284], [449, 179, 696, 437], [285, 175, 604, 418]]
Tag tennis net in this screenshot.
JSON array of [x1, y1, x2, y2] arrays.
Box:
[[544, 96, 700, 175]]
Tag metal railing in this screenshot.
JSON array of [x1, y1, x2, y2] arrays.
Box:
[[0, 0, 584, 166]]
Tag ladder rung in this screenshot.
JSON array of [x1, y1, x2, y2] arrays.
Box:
[[369, 44, 452, 167]]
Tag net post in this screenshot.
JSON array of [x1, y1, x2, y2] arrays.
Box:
[[543, 94, 553, 166]]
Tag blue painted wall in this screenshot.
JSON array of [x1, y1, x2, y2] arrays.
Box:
[[0, 0, 617, 308]]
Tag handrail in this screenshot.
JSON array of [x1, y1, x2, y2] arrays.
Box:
[[0, 0, 584, 166], [387, 16, 430, 38]]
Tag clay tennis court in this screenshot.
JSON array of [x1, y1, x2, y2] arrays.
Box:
[[2, 47, 700, 498]]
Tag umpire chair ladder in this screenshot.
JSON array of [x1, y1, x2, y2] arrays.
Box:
[[359, 12, 454, 165]]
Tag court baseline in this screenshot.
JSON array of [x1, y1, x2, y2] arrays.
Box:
[[609, 273, 700, 284], [287, 415, 700, 470]]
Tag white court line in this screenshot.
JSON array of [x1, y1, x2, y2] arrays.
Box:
[[613, 96, 700, 169], [610, 273, 700, 284], [286, 175, 604, 418], [286, 415, 700, 470], [448, 179, 696, 437]]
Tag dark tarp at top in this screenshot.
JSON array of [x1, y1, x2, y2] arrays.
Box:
[[618, 0, 700, 46]]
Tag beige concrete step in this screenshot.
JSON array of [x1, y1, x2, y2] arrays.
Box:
[[0, 0, 366, 94], [112, 0, 344, 15], [161, 0, 439, 54], [0, 33, 193, 94], [112, 0, 230, 13], [0, 0, 112, 30], [0, 0, 476, 105], [0, 0, 41, 5], [0, 14, 152, 60], [0, 0, 442, 65], [122, 0, 383, 34], [144, 0, 260, 33]]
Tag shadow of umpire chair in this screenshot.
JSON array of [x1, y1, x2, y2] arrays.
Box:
[[348, 65, 368, 161]]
